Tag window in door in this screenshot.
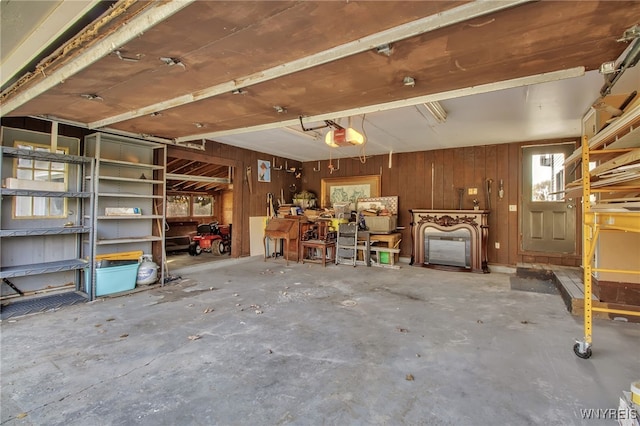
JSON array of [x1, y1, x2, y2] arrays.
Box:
[[530, 153, 566, 201]]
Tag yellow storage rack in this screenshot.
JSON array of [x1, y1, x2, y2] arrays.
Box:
[[573, 103, 640, 359]]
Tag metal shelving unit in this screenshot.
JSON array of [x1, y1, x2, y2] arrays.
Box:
[[84, 133, 166, 298], [573, 104, 640, 359], [0, 145, 94, 290]]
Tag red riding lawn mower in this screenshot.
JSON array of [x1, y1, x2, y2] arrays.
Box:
[[189, 221, 231, 256]]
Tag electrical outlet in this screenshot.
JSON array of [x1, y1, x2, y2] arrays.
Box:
[[509, 204, 517, 212], [495, 242, 500, 249], [468, 187, 478, 195]]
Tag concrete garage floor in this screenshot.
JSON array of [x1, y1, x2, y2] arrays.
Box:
[[1, 258, 639, 425]]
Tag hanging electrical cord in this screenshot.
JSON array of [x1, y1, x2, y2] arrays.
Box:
[[328, 143, 335, 174], [359, 114, 368, 164]]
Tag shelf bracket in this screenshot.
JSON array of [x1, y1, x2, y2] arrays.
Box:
[[2, 278, 24, 296]]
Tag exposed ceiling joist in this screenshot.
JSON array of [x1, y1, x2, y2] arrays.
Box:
[[167, 160, 199, 174], [175, 67, 585, 143], [1, 0, 196, 115], [86, 0, 530, 130], [166, 173, 231, 184], [190, 181, 222, 191]]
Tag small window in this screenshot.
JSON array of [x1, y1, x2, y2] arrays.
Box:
[[166, 195, 190, 217], [13, 143, 68, 218], [192, 195, 213, 217]]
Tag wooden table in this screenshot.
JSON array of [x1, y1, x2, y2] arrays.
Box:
[[300, 240, 336, 267]]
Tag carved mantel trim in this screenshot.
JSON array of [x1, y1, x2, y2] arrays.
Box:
[[417, 214, 479, 228]]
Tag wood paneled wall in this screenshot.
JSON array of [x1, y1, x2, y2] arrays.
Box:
[[2, 117, 581, 266], [168, 142, 300, 257], [302, 139, 581, 267]]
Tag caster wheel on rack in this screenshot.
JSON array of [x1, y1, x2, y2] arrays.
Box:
[[573, 343, 592, 359]]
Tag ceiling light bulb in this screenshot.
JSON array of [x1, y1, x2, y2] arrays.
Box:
[[325, 130, 339, 148], [403, 76, 416, 87], [376, 44, 393, 56], [80, 94, 103, 101], [599, 61, 617, 75]]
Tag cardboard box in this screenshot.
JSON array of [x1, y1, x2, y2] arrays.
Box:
[[105, 207, 141, 216], [364, 215, 397, 233]]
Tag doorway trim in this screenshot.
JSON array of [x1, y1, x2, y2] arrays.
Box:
[[166, 146, 243, 258], [518, 141, 579, 260]]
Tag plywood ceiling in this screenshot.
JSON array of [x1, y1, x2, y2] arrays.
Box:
[[2, 0, 639, 161]]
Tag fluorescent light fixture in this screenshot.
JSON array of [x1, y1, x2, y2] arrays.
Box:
[[282, 126, 321, 140], [325, 127, 364, 148], [423, 101, 447, 123]]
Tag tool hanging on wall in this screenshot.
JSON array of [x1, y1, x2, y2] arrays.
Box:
[[246, 166, 253, 194], [485, 178, 493, 211], [267, 193, 275, 217]]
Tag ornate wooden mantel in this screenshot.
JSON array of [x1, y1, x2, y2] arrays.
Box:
[[409, 209, 489, 273]]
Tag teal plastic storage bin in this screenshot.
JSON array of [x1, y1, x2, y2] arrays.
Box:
[[94, 262, 139, 296]]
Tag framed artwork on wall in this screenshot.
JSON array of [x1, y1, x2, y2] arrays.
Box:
[[320, 175, 381, 210], [258, 159, 271, 182]]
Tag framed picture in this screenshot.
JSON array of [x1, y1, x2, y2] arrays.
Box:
[[320, 175, 381, 210], [258, 159, 271, 182]]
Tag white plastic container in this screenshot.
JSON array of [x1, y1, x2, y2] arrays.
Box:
[[136, 255, 158, 285]]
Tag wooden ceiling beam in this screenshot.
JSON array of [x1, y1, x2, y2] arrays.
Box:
[[166, 173, 230, 184], [2, 0, 196, 114], [86, 0, 529, 130], [175, 66, 585, 143]]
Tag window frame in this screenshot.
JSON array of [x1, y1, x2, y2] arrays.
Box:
[[12, 141, 69, 219], [166, 195, 191, 218], [192, 195, 214, 217]]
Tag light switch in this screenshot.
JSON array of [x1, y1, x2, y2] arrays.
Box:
[[495, 242, 500, 249], [509, 205, 517, 211], [468, 188, 478, 195]]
